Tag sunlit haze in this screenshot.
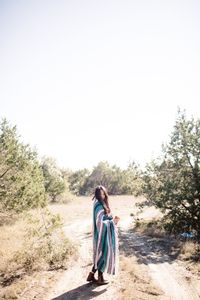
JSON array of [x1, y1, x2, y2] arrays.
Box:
[[1, 0, 200, 170]]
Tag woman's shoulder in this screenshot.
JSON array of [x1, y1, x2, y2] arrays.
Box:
[[93, 198, 104, 209]]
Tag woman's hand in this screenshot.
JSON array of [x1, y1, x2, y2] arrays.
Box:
[[114, 216, 120, 225], [105, 208, 111, 214]]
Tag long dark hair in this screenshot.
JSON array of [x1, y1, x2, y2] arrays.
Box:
[[92, 185, 110, 210]]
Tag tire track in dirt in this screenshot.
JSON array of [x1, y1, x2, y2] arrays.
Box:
[[119, 220, 200, 300]]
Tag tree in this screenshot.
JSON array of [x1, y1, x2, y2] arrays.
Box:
[[121, 161, 144, 195], [68, 168, 90, 195], [66, 160, 144, 196], [80, 161, 119, 195], [41, 157, 65, 202], [143, 110, 200, 239], [0, 118, 46, 212]]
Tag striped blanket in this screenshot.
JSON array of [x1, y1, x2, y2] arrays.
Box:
[[92, 197, 119, 275]]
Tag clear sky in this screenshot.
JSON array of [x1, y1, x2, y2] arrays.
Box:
[[0, 0, 200, 170]]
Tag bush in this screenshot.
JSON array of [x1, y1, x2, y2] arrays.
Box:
[[1, 208, 77, 287], [76, 160, 144, 196], [143, 109, 200, 240], [41, 157, 66, 202], [13, 208, 77, 272], [0, 118, 46, 213]]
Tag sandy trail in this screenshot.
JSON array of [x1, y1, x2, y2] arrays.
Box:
[[119, 204, 200, 300], [45, 196, 200, 300], [119, 226, 200, 300], [45, 220, 120, 300], [45, 196, 133, 300]]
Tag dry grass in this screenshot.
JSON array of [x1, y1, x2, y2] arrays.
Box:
[[118, 255, 163, 300], [134, 217, 166, 238], [0, 208, 77, 299], [179, 241, 200, 274], [180, 241, 197, 258], [134, 217, 200, 275], [0, 218, 26, 275]]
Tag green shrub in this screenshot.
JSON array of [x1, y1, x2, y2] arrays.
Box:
[[143, 109, 200, 240]]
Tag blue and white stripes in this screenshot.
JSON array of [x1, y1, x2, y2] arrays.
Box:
[[92, 197, 119, 275]]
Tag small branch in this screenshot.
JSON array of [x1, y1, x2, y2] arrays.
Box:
[[0, 166, 13, 179]]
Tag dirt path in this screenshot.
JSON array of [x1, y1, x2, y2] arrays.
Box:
[[45, 196, 200, 300], [45, 218, 121, 299], [119, 227, 200, 300], [119, 204, 200, 300]]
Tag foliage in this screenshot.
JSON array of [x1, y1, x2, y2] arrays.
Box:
[[75, 161, 144, 196], [68, 168, 90, 195], [13, 208, 76, 272], [121, 161, 144, 195], [0, 118, 46, 212], [143, 110, 200, 239], [41, 157, 66, 202]]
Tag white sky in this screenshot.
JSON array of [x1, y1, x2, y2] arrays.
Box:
[[0, 0, 200, 170]]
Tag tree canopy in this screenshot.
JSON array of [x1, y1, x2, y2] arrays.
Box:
[[143, 110, 200, 238], [0, 119, 46, 212]]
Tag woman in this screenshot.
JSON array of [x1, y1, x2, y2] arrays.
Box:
[[86, 185, 120, 285]]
